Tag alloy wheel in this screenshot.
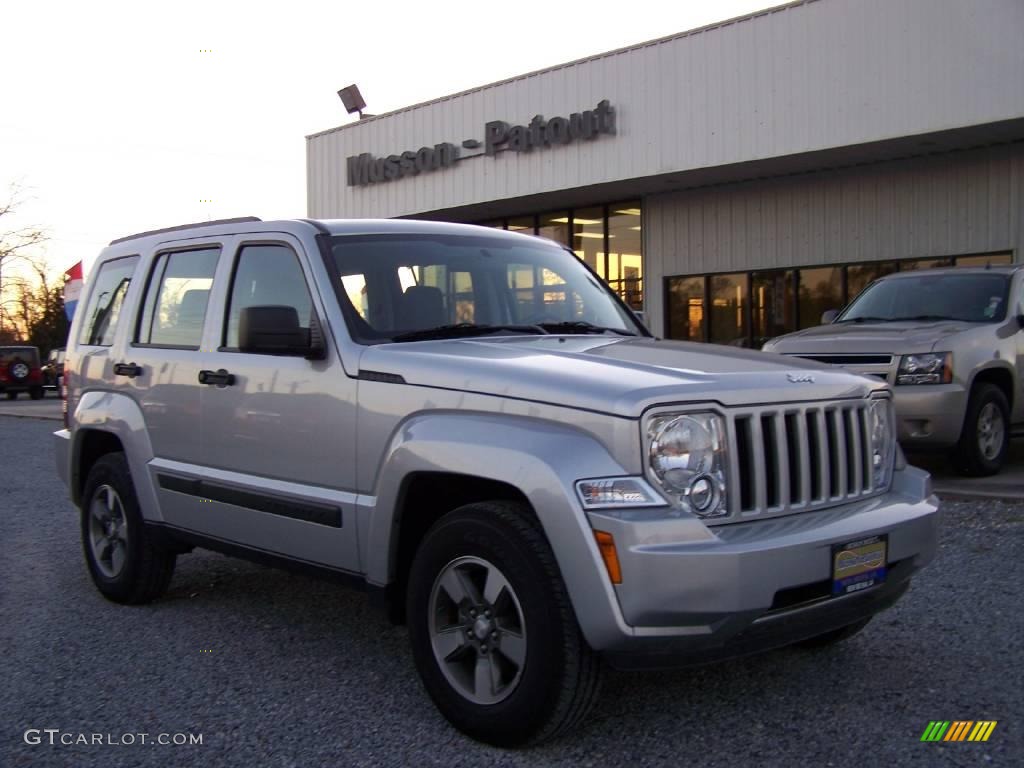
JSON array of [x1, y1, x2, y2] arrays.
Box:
[[428, 555, 527, 705], [88, 484, 129, 578], [976, 402, 1005, 461]]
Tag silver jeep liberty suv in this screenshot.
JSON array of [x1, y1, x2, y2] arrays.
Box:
[[56, 217, 939, 746]]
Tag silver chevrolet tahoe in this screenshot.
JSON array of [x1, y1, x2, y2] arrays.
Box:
[[55, 218, 939, 746], [764, 266, 1024, 476]]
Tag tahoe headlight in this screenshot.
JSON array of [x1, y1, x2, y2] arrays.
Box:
[[868, 397, 895, 489], [647, 413, 728, 518], [896, 352, 952, 385]]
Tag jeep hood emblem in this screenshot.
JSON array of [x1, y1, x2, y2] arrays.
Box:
[[787, 373, 815, 383]]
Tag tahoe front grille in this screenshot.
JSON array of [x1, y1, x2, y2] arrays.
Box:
[[727, 401, 878, 521]]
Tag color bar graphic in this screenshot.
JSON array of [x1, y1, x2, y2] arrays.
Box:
[[921, 721, 949, 742], [920, 721, 997, 742]]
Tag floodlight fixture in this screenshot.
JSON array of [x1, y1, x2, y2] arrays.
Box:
[[337, 84, 367, 118]]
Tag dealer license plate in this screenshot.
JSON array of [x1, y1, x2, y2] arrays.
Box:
[[831, 535, 887, 596]]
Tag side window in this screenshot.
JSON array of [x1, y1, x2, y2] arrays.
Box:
[[137, 248, 219, 348], [78, 256, 138, 346], [224, 244, 313, 350]]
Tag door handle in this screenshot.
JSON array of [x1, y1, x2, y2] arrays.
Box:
[[113, 362, 143, 378], [198, 368, 236, 388]]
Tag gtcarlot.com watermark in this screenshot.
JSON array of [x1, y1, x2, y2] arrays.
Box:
[[24, 729, 202, 746]]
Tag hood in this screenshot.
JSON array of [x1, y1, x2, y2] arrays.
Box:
[[358, 336, 881, 418], [764, 320, 973, 354]]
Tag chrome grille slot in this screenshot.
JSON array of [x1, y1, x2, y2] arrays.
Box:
[[785, 412, 807, 505], [721, 400, 880, 523], [761, 415, 779, 509], [734, 416, 755, 512]]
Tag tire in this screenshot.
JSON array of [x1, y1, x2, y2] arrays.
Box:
[[30, 386, 43, 400], [797, 617, 872, 649], [406, 501, 602, 747], [9, 360, 29, 381], [6, 391, 17, 400], [952, 383, 1009, 477], [81, 452, 176, 604]]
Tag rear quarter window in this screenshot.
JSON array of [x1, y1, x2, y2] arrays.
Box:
[[78, 256, 139, 346]]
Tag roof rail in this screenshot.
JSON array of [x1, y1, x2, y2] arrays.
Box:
[[109, 217, 263, 245]]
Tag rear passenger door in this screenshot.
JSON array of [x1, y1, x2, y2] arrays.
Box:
[[125, 244, 221, 458], [194, 235, 360, 572]]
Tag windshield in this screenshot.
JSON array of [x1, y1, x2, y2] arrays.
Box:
[[329, 232, 643, 343], [838, 272, 1010, 323]]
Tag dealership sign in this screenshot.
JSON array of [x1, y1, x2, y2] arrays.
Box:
[[346, 99, 616, 187]]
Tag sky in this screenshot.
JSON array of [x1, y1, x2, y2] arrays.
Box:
[[0, 0, 776, 278]]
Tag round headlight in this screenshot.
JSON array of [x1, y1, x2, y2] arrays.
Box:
[[649, 415, 717, 492]]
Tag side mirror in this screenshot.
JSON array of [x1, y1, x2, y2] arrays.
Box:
[[820, 309, 840, 325], [238, 306, 326, 359]]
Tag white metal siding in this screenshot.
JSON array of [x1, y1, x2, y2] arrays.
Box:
[[307, 0, 1024, 220], [643, 144, 1024, 336]]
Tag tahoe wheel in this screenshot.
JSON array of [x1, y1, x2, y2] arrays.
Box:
[[953, 383, 1009, 477], [81, 453, 176, 604], [407, 501, 602, 747]]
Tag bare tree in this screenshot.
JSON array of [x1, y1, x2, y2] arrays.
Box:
[[0, 183, 49, 342]]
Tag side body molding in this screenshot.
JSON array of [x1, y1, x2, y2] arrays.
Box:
[[364, 412, 639, 648], [72, 391, 161, 520]]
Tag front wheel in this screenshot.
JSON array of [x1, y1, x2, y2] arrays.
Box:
[[81, 452, 176, 604], [406, 501, 602, 747], [952, 383, 1009, 476]]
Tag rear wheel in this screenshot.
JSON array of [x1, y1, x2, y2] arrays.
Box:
[[952, 383, 1009, 476], [407, 501, 602, 747], [81, 452, 176, 604]]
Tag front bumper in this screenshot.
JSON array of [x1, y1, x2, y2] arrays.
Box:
[[892, 384, 966, 447], [583, 466, 939, 668]]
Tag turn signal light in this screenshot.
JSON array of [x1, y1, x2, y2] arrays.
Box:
[[593, 531, 622, 584]]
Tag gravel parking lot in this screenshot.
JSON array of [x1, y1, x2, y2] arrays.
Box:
[[1, 415, 1021, 767]]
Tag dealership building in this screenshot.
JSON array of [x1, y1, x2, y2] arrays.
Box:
[[306, 0, 1024, 345]]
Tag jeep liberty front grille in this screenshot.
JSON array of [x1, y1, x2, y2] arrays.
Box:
[[726, 401, 878, 521]]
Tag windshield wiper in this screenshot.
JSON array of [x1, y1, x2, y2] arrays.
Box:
[[888, 315, 957, 322], [833, 316, 890, 324], [391, 323, 548, 342], [537, 321, 637, 336]]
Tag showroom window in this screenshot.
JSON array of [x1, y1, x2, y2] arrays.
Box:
[[752, 270, 796, 348], [666, 251, 1014, 347], [797, 267, 844, 331], [666, 276, 705, 342], [708, 273, 749, 346], [475, 200, 643, 310]]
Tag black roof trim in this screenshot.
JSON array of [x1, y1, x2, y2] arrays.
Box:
[[109, 217, 263, 246]]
